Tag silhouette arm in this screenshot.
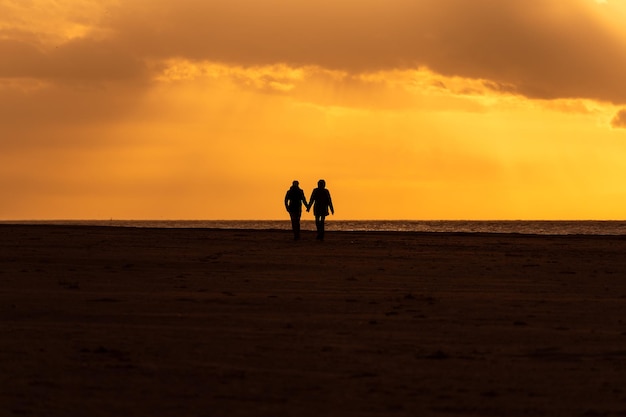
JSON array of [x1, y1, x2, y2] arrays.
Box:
[[301, 191, 309, 210], [329, 194, 334, 215]]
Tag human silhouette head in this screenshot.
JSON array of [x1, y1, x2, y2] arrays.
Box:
[[318, 179, 326, 188], [292, 180, 299, 187]]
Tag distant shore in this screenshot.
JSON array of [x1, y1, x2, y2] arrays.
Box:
[[3, 219, 626, 235], [2, 225, 626, 416]]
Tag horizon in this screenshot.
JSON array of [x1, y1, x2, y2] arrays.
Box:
[[3, 0, 626, 220], [3, 218, 626, 222]]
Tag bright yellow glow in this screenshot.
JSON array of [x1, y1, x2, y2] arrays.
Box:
[[1, 0, 626, 220]]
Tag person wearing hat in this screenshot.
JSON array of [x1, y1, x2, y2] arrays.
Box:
[[307, 179, 334, 241], [284, 180, 308, 240]]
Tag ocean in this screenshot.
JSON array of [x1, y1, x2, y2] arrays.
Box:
[[3, 220, 626, 235]]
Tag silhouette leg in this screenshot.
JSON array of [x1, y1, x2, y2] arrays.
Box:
[[315, 216, 321, 239], [315, 215, 325, 240], [290, 212, 301, 240]]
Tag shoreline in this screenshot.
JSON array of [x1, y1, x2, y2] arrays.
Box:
[[2, 225, 626, 416], [3, 219, 626, 236], [3, 222, 626, 238]]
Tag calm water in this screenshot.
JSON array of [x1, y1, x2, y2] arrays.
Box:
[[3, 220, 626, 235]]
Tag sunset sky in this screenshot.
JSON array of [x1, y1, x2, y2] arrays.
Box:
[[2, 0, 626, 220]]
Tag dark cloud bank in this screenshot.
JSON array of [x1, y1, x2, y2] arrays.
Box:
[[109, 0, 626, 104], [2, 0, 626, 107]]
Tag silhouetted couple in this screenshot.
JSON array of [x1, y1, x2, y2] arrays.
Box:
[[284, 179, 334, 240]]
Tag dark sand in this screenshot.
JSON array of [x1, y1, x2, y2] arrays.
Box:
[[2, 225, 626, 416]]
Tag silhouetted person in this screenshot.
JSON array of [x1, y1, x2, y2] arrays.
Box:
[[307, 179, 334, 240], [284, 180, 308, 240]]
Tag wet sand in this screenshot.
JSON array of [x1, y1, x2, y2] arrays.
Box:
[[2, 225, 626, 416]]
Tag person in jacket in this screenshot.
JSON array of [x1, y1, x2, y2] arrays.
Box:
[[307, 179, 334, 240], [284, 180, 308, 240]]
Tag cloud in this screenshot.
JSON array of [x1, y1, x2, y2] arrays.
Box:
[[3, 0, 626, 105], [103, 0, 626, 104], [611, 108, 626, 128], [0, 37, 146, 82]]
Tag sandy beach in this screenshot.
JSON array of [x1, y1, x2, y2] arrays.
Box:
[[2, 225, 626, 416]]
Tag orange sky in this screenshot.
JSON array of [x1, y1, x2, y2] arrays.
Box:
[[2, 0, 626, 220]]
